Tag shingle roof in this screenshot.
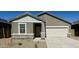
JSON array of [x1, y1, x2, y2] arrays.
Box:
[[9, 12, 45, 23], [37, 11, 72, 25], [72, 20, 79, 25]]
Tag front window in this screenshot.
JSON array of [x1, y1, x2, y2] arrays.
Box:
[[20, 24, 25, 33]]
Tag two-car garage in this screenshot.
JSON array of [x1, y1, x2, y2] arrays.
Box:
[[46, 26, 69, 37], [37, 12, 71, 37]]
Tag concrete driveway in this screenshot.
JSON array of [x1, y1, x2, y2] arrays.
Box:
[[46, 36, 79, 48]]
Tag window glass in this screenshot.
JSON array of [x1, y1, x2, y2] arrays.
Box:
[[20, 24, 25, 33]]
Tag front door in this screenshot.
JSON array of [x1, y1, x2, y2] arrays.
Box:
[[34, 23, 41, 37]]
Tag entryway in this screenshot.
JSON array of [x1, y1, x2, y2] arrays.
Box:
[[34, 23, 41, 38]]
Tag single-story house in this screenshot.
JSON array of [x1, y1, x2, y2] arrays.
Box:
[[10, 12, 73, 39], [10, 13, 46, 39], [0, 18, 11, 38]]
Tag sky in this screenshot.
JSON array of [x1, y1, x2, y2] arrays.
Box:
[[0, 11, 79, 22]]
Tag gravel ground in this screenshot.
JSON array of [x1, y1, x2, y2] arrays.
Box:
[[1, 37, 79, 48], [0, 38, 47, 48]]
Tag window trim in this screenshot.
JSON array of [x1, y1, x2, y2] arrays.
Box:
[[18, 23, 27, 35]]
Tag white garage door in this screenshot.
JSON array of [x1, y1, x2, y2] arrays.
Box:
[[46, 26, 69, 37]]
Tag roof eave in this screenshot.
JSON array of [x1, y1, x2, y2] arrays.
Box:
[[9, 12, 45, 23], [37, 11, 72, 25]]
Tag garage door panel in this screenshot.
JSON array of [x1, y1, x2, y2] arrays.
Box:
[[46, 27, 69, 37]]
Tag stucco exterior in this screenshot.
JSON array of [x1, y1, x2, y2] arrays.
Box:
[[11, 22, 18, 33], [37, 13, 72, 37], [11, 22, 34, 39], [27, 23, 33, 33], [70, 29, 75, 37], [1, 12, 79, 48], [67, 26, 75, 37], [12, 22, 33, 34], [38, 14, 70, 26], [11, 12, 72, 39], [11, 14, 45, 39]]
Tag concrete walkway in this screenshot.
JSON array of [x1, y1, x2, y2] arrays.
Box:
[[34, 38, 47, 48], [46, 37, 79, 48]]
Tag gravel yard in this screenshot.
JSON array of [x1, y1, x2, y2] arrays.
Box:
[[0, 38, 47, 48], [0, 37, 79, 48]]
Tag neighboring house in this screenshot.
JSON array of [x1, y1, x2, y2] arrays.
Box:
[[0, 18, 11, 38], [10, 12, 73, 39], [72, 20, 79, 36], [37, 12, 72, 37], [10, 13, 46, 39]]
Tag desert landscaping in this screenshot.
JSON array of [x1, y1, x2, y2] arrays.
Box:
[[0, 38, 47, 48], [0, 37, 79, 48]]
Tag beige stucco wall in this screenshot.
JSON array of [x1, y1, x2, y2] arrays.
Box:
[[11, 22, 18, 33], [69, 29, 75, 37], [11, 22, 33, 34], [27, 23, 33, 33], [38, 14, 70, 26], [11, 16, 41, 34], [11, 15, 46, 39], [67, 25, 75, 37], [38, 14, 73, 37], [11, 22, 34, 39]]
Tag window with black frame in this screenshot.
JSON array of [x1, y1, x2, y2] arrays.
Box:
[[20, 24, 25, 33]]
